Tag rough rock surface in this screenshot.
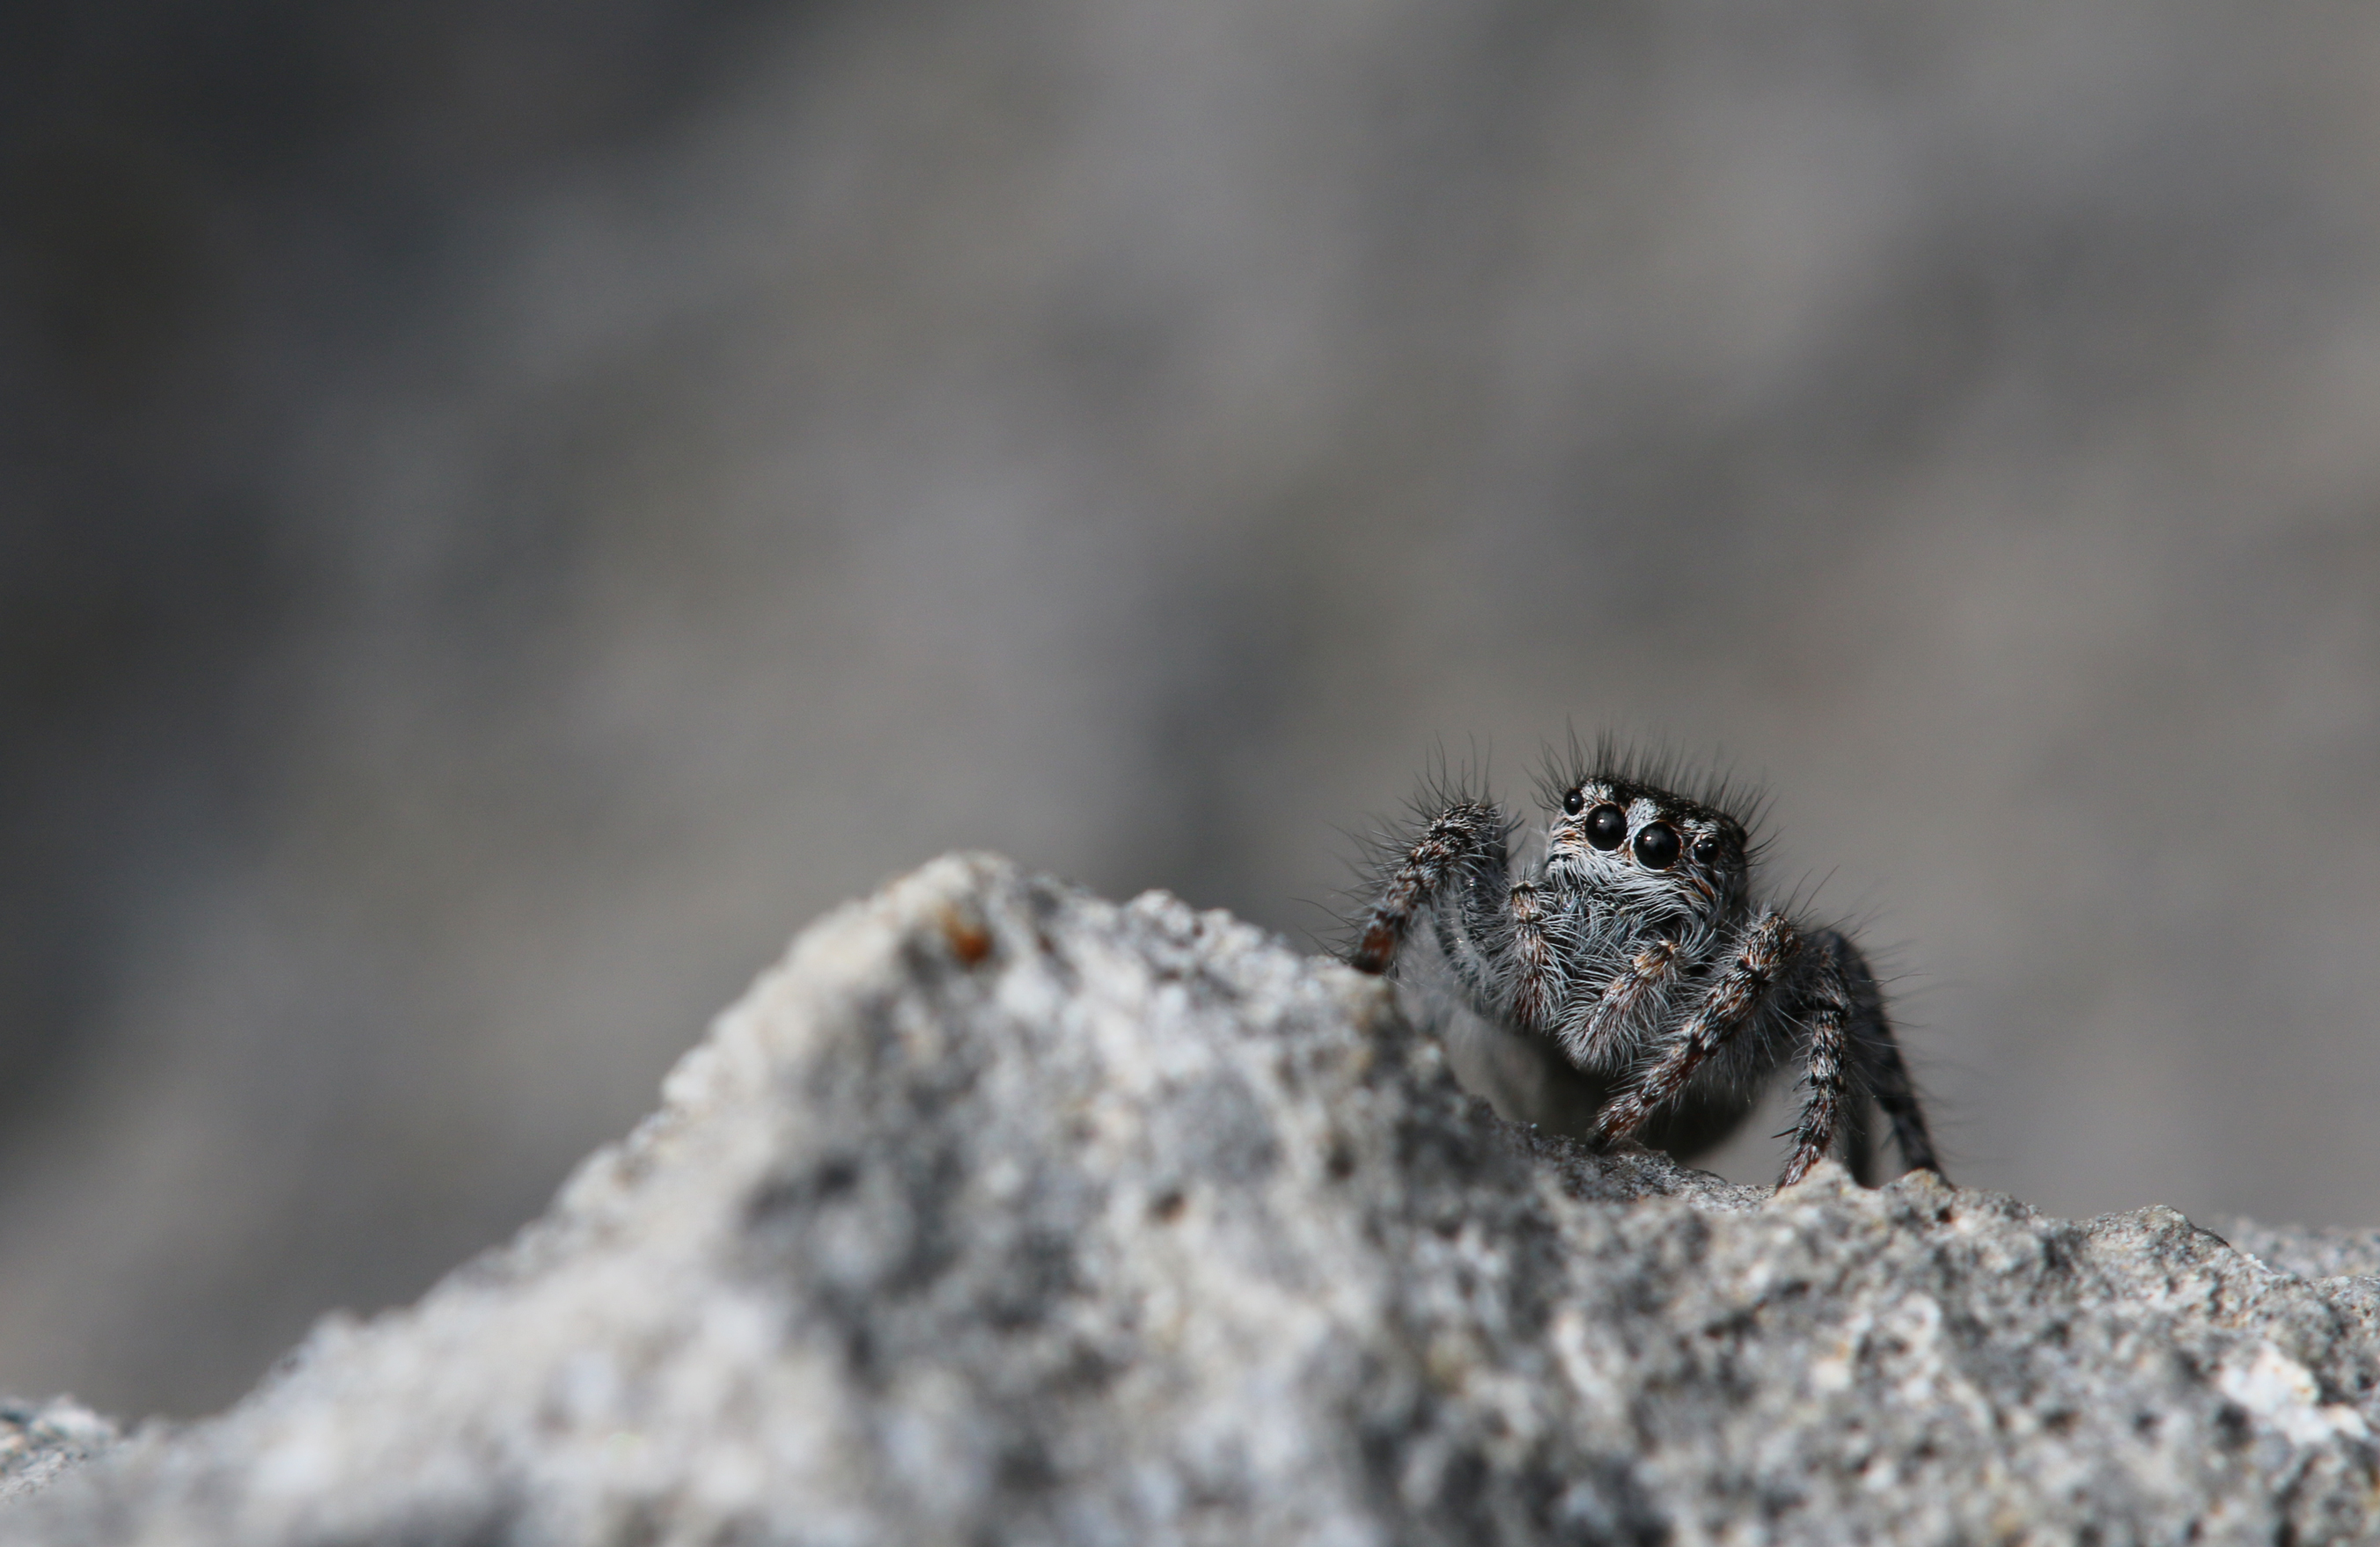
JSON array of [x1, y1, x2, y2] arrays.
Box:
[[9, 854, 2379, 1544], [0, 1401, 118, 1507]]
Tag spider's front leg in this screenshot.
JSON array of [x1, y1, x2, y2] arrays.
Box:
[[1347, 799, 1564, 1033], [1590, 911, 1801, 1156]]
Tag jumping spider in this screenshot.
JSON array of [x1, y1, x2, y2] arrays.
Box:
[[1348, 742, 1941, 1189]]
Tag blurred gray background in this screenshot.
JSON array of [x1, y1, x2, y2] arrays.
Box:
[[5, 0, 2380, 1419]]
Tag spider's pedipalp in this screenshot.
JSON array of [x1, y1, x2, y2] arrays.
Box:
[[1556, 935, 1684, 1069], [1591, 909, 1803, 1146]]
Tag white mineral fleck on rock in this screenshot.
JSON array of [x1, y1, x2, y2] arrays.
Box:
[[6, 853, 2379, 1544]]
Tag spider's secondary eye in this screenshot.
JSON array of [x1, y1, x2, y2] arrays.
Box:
[[1561, 788, 1585, 816], [1584, 804, 1627, 849], [1632, 822, 1681, 869], [1692, 833, 1723, 863]]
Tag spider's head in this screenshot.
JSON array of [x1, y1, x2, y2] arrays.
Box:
[[1543, 776, 1752, 924]]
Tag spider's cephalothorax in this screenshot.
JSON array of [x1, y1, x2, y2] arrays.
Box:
[[1347, 744, 1941, 1189]]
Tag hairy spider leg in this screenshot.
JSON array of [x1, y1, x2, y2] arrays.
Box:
[[1839, 1097, 1879, 1187], [1500, 879, 1563, 1035], [1357, 803, 1520, 1015], [1348, 801, 1510, 975], [1350, 801, 1578, 1037], [1590, 911, 1802, 1147], [1777, 959, 1853, 1188], [1555, 935, 1686, 1070], [1827, 931, 1943, 1177]]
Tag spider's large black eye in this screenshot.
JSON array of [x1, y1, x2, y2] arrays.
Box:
[[1633, 821, 1681, 869], [1561, 788, 1585, 816], [1584, 803, 1627, 849]]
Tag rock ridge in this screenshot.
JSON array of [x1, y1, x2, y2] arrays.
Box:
[[5, 853, 2376, 1544]]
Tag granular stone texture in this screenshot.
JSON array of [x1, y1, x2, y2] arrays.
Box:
[[0, 1401, 118, 1507], [8, 854, 2378, 1544]]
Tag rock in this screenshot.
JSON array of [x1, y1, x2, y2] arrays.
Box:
[[0, 1401, 118, 1507], [8, 853, 2378, 1544]]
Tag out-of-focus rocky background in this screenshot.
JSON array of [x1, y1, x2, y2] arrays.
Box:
[[4, 0, 2379, 1419]]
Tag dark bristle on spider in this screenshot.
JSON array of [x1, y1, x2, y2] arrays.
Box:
[[1345, 737, 1942, 1190]]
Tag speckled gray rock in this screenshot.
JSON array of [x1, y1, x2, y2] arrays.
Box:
[[9, 854, 2379, 1544], [0, 1401, 118, 1507]]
